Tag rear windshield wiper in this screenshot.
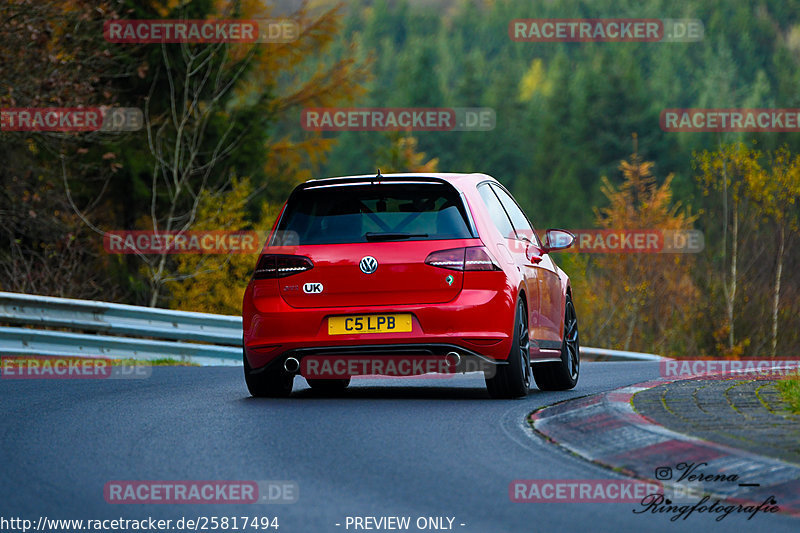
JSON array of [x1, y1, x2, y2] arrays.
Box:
[[365, 232, 429, 242]]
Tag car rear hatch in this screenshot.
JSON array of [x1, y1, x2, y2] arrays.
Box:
[[268, 177, 479, 308]]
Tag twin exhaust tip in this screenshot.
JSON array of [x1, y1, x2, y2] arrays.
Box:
[[283, 357, 300, 373], [282, 352, 463, 374], [445, 352, 461, 367]]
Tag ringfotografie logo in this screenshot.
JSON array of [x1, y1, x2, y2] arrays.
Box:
[[640, 462, 779, 521]]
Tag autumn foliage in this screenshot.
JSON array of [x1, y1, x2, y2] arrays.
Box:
[[566, 139, 700, 355]]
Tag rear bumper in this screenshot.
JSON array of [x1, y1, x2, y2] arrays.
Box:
[[242, 280, 516, 370]]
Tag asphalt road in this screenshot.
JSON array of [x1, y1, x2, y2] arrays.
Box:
[[1, 362, 798, 532]]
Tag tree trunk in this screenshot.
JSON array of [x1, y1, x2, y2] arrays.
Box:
[[149, 283, 160, 308], [771, 224, 784, 358], [727, 202, 738, 349]]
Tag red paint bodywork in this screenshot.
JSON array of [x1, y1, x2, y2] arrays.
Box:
[[243, 173, 570, 370]]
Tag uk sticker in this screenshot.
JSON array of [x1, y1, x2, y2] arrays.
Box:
[[303, 283, 323, 294]]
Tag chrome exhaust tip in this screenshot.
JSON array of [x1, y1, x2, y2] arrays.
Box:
[[445, 352, 461, 367], [283, 357, 300, 373]]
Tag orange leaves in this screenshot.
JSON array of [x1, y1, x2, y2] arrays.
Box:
[[578, 145, 700, 355], [597, 151, 696, 232]]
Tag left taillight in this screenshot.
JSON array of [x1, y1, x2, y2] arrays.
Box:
[[253, 254, 313, 279]]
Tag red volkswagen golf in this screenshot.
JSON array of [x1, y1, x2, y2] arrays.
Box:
[[242, 173, 579, 398]]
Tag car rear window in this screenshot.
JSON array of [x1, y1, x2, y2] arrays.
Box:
[[273, 182, 475, 245]]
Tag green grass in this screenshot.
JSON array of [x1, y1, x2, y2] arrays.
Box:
[[777, 377, 800, 414]]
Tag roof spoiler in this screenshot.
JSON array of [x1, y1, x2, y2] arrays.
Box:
[[299, 175, 449, 190]]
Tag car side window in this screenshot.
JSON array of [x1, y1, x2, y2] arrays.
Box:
[[477, 183, 515, 240], [490, 184, 540, 246]]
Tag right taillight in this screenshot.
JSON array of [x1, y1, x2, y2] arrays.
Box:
[[425, 246, 500, 271], [253, 254, 313, 279], [464, 246, 501, 271]]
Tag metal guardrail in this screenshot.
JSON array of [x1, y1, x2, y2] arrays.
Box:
[[0, 291, 668, 365], [579, 346, 669, 362], [0, 292, 242, 365]]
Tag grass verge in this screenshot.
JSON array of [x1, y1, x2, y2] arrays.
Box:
[[777, 377, 800, 414]]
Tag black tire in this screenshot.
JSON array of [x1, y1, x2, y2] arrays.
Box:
[[532, 293, 580, 391], [243, 349, 294, 398], [306, 377, 351, 392], [485, 298, 531, 399]]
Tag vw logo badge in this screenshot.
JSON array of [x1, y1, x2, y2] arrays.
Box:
[[359, 256, 378, 274]]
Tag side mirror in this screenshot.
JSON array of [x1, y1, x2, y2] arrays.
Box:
[[543, 229, 575, 253]]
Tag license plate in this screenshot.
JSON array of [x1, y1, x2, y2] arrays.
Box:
[[328, 314, 413, 335]]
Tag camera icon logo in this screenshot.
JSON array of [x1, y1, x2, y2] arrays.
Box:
[[654, 466, 673, 480]]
